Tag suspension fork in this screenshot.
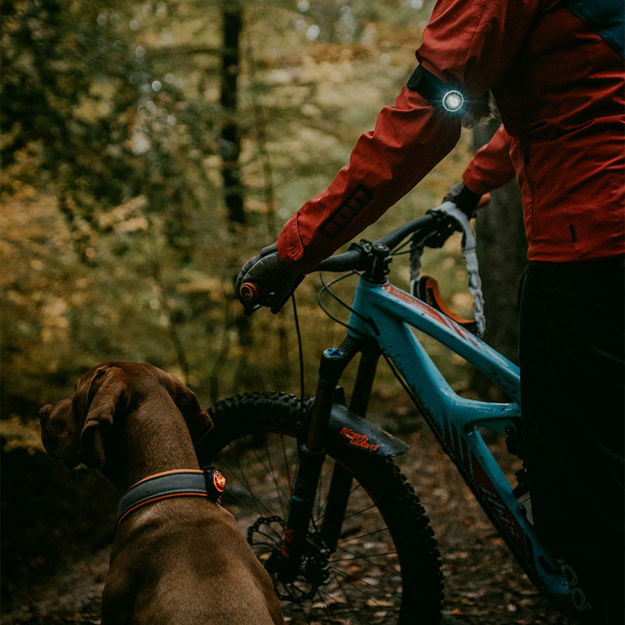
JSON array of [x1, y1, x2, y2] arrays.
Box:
[[272, 337, 360, 579], [320, 341, 380, 551]]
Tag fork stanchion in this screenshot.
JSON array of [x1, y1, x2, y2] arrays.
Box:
[[321, 342, 380, 551], [271, 344, 355, 580]]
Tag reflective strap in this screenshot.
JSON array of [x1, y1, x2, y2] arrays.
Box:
[[116, 470, 217, 526], [406, 65, 467, 116], [410, 201, 486, 336]]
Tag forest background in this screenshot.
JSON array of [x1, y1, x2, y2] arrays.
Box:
[[1, 0, 531, 620]]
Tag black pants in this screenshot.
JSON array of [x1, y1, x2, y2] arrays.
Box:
[[519, 255, 624, 624]]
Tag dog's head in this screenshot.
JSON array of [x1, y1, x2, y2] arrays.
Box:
[[39, 363, 213, 473], [38, 398, 82, 468]]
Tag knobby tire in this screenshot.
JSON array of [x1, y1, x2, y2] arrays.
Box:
[[199, 392, 444, 625]]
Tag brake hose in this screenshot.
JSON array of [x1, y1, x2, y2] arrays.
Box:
[[409, 201, 486, 336]]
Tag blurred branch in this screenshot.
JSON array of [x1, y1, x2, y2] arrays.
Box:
[[244, 30, 276, 235], [57, 195, 95, 267], [0, 236, 64, 266], [148, 45, 227, 58]]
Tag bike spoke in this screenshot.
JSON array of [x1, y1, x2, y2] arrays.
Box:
[[253, 443, 289, 518], [207, 417, 432, 625], [343, 502, 377, 521], [308, 586, 346, 623], [337, 526, 389, 545], [330, 563, 401, 597], [325, 567, 369, 625], [222, 446, 272, 517], [330, 550, 398, 562], [315, 585, 362, 623], [331, 543, 401, 579], [316, 474, 363, 521]]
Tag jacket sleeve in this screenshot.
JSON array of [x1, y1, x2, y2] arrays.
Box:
[[277, 88, 460, 273], [462, 124, 516, 195], [277, 0, 540, 273]]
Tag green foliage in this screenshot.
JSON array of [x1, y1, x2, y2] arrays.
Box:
[[1, 0, 473, 426]]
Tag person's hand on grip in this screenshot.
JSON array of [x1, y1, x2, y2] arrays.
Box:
[[236, 243, 303, 314], [443, 182, 490, 219]]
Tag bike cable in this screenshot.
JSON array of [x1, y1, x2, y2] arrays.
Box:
[[389, 235, 413, 256], [317, 271, 423, 409], [291, 294, 306, 416], [317, 271, 378, 338], [382, 351, 422, 409]]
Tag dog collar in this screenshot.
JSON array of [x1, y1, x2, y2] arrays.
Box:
[[116, 467, 226, 526]]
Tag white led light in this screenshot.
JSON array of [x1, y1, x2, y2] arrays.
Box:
[[442, 90, 464, 113]]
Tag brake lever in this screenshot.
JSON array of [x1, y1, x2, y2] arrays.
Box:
[[420, 202, 486, 336]]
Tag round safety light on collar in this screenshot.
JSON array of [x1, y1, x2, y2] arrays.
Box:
[[203, 466, 226, 497]]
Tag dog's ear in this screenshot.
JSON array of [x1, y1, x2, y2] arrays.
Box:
[[75, 365, 128, 470], [172, 383, 214, 444]]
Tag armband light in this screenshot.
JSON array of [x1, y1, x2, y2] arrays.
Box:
[[442, 90, 464, 113], [407, 65, 467, 116]]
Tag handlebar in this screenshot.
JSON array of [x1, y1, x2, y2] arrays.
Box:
[[238, 209, 450, 307], [314, 213, 437, 273]]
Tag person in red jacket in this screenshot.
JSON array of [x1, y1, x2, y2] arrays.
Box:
[[237, 1, 624, 621]]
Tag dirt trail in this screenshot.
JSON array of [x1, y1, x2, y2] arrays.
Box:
[[1, 413, 577, 625], [2, 549, 108, 625]]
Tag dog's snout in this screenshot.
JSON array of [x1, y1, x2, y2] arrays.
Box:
[[38, 405, 51, 421]]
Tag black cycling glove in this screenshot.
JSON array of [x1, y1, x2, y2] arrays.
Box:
[[443, 182, 482, 220], [235, 244, 303, 314]]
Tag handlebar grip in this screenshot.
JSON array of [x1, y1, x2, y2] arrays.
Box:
[[239, 282, 262, 304]]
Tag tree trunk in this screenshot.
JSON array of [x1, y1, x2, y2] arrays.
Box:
[[220, 0, 244, 224], [472, 120, 527, 395]]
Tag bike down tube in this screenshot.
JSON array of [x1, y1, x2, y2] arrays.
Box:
[[346, 279, 575, 608]]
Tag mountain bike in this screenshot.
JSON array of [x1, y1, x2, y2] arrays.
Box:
[[195, 204, 589, 624]]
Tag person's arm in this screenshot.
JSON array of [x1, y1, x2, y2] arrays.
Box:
[[442, 124, 516, 218], [274, 0, 539, 274], [462, 124, 515, 196], [238, 0, 541, 311], [276, 88, 460, 273]]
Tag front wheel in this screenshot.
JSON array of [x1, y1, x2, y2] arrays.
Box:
[[199, 392, 443, 624]]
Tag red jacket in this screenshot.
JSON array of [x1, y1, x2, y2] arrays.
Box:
[[276, 0, 625, 272], [463, 125, 516, 197]]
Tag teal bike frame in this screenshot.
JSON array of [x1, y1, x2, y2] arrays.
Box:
[[344, 276, 579, 612], [240, 211, 588, 614]]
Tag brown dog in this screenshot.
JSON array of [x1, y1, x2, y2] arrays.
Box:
[[39, 362, 284, 625]]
